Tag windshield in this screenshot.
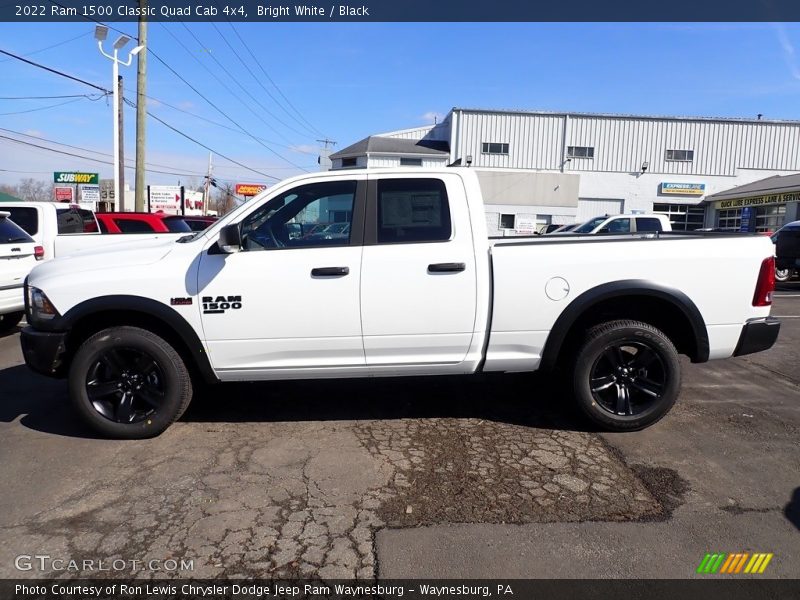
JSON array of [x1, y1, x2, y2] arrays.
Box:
[[573, 216, 608, 234]]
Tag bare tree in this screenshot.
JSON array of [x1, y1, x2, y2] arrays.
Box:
[[17, 178, 52, 202], [0, 183, 20, 198], [214, 183, 238, 216]]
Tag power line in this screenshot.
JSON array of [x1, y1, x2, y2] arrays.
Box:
[[227, 21, 327, 139], [0, 93, 106, 100], [209, 22, 319, 139], [0, 31, 91, 64], [0, 48, 279, 181], [0, 49, 109, 93], [0, 97, 87, 115]]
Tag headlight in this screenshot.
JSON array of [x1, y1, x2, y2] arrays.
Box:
[[27, 286, 59, 321]]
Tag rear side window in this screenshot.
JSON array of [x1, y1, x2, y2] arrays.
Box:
[[636, 217, 663, 232], [5, 207, 38, 235], [56, 208, 84, 234], [0, 218, 34, 243], [377, 178, 451, 243], [162, 216, 192, 232], [114, 218, 156, 233]]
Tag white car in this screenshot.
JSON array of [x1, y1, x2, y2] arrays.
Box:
[[20, 168, 778, 438], [0, 212, 41, 332], [571, 213, 672, 234]]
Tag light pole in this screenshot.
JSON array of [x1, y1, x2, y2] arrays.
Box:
[[95, 25, 143, 211]]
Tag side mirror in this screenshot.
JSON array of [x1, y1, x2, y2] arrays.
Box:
[[218, 223, 242, 253]]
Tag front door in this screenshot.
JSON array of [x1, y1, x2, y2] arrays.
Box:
[[198, 178, 366, 375], [359, 175, 478, 368]]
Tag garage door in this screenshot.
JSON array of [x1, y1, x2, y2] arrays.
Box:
[[576, 198, 624, 222]]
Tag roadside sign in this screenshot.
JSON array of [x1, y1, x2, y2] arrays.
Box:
[[54, 172, 99, 185], [148, 185, 182, 215], [54, 187, 74, 202], [235, 183, 267, 197], [515, 216, 537, 234], [80, 184, 100, 204]]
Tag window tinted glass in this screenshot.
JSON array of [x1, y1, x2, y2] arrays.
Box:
[[97, 218, 109, 233], [114, 218, 156, 233], [56, 208, 84, 234], [0, 218, 34, 243], [499, 214, 515, 229], [573, 216, 607, 234], [5, 207, 38, 235], [377, 178, 451, 244], [606, 218, 631, 233], [240, 180, 356, 251], [163, 217, 192, 232], [636, 217, 663, 232]]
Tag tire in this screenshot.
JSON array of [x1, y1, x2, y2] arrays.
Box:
[[0, 311, 23, 333], [68, 326, 193, 439], [571, 319, 681, 431], [775, 267, 792, 283]]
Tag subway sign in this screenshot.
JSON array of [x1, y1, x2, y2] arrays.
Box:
[[54, 172, 99, 185], [660, 182, 706, 196]]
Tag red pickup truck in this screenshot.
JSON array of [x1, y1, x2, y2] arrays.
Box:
[[96, 212, 192, 234]]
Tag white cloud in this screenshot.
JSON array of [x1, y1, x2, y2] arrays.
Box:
[[421, 111, 444, 124], [773, 23, 800, 81], [288, 144, 318, 155]]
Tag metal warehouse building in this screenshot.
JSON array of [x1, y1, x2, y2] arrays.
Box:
[[329, 108, 800, 235]]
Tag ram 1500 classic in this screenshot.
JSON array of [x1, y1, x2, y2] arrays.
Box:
[[19, 169, 780, 438]]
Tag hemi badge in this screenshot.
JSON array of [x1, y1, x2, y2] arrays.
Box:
[[170, 297, 193, 306]]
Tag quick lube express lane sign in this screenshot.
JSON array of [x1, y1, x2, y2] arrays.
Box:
[[54, 172, 99, 185]]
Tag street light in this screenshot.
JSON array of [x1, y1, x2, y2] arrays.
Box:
[[95, 26, 144, 211]]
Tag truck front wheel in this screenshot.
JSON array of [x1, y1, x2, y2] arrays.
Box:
[[572, 319, 681, 431], [68, 326, 193, 439]]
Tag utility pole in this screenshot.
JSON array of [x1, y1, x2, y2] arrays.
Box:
[[134, 0, 148, 212], [203, 152, 213, 214], [117, 75, 125, 211], [316, 138, 336, 171]]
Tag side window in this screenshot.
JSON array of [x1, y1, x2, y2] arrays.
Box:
[[636, 217, 663, 232], [7, 207, 39, 235], [56, 208, 84, 234], [240, 180, 356, 251], [606, 218, 631, 233], [114, 218, 156, 233], [377, 178, 451, 244]]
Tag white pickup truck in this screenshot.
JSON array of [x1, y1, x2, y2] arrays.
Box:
[[20, 168, 780, 438]]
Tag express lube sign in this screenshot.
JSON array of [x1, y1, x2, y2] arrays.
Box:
[[54, 172, 99, 185]]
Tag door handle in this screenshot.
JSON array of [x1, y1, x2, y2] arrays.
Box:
[[311, 266, 350, 277], [428, 262, 466, 273]]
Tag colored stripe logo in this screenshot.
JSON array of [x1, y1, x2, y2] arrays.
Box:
[[697, 552, 773, 574]]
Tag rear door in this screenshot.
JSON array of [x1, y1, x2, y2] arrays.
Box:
[[0, 218, 36, 302], [359, 175, 477, 368]]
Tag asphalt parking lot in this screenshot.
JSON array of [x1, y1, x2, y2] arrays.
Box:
[[0, 288, 798, 580]]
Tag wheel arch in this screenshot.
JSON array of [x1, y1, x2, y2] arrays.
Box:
[[59, 295, 218, 384], [539, 280, 709, 371]]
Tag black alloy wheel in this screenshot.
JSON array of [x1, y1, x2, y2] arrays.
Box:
[[588, 341, 667, 417], [571, 319, 681, 431], [86, 347, 166, 424], [69, 326, 193, 439]]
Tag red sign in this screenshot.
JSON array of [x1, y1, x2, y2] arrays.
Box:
[[235, 183, 267, 197], [54, 187, 74, 202]]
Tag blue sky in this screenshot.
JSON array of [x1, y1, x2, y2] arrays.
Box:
[[1, 22, 800, 187]]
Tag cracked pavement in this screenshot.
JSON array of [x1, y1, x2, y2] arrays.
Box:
[[1, 290, 798, 580]]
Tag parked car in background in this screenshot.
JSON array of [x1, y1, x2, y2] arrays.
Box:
[[182, 215, 217, 232], [571, 214, 672, 234], [0, 212, 41, 332], [539, 224, 562, 234], [772, 220, 800, 282], [547, 223, 580, 234], [96, 212, 192, 234]]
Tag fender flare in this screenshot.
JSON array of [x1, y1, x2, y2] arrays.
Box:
[[58, 295, 218, 384], [539, 280, 710, 370]]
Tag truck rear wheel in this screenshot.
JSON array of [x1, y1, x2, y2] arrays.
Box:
[[571, 319, 681, 431], [775, 267, 792, 282], [68, 326, 193, 439]]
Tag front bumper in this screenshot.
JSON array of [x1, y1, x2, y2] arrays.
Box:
[[733, 317, 781, 357], [20, 327, 67, 378]]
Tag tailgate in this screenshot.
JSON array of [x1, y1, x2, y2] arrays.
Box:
[[0, 243, 36, 288]]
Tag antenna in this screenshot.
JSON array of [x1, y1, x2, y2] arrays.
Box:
[[316, 138, 337, 149]]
